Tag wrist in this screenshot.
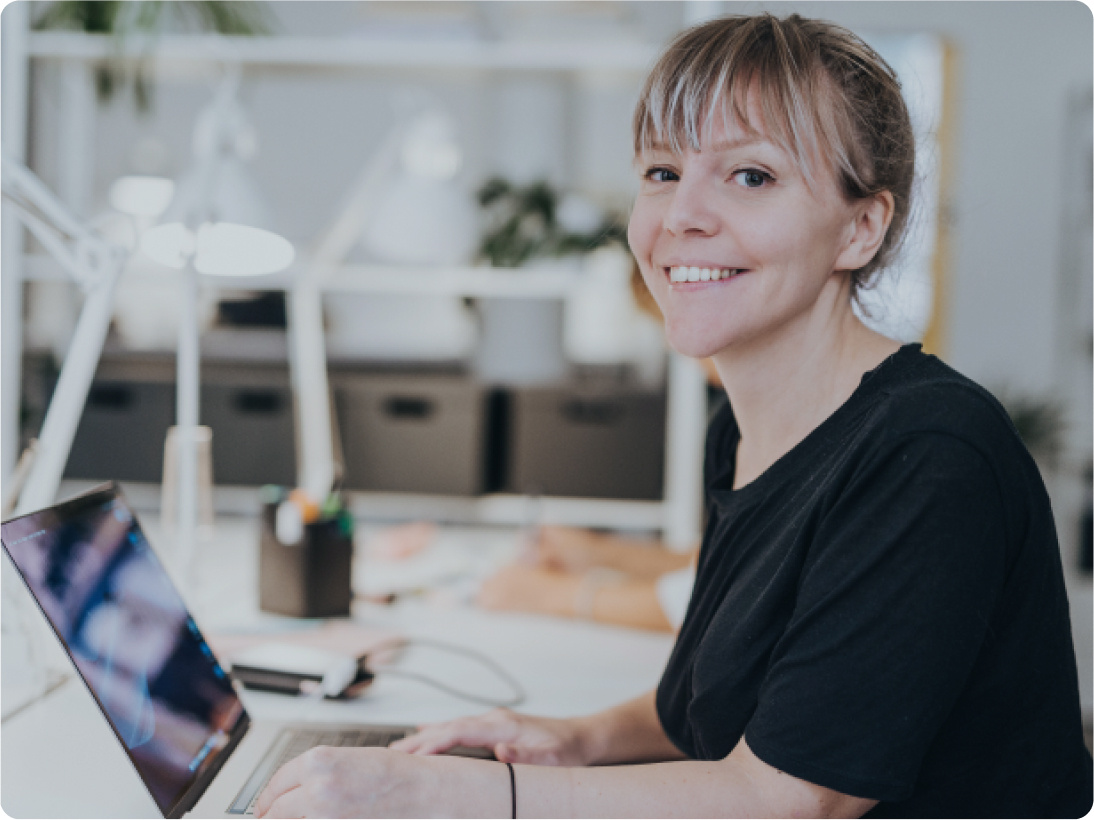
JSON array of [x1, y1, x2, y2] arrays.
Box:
[[569, 713, 608, 766], [429, 755, 512, 818]]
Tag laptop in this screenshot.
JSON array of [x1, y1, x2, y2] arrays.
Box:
[[2, 482, 489, 818]]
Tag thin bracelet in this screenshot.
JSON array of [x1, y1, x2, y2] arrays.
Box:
[[505, 761, 516, 819]]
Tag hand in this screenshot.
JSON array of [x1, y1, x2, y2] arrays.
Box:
[[390, 707, 591, 766], [530, 526, 610, 574], [254, 746, 432, 818], [477, 565, 580, 618], [531, 526, 694, 580]]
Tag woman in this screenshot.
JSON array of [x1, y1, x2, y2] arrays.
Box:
[[256, 14, 1091, 817]]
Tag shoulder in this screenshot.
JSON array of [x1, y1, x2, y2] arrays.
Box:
[[853, 346, 1045, 521], [867, 346, 1024, 463]]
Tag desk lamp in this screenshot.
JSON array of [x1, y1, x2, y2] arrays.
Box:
[[287, 115, 410, 504], [140, 68, 293, 584], [1, 155, 151, 715], [290, 109, 473, 504]]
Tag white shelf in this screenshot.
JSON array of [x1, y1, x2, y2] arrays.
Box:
[[347, 492, 666, 531], [22, 253, 582, 299], [27, 31, 659, 72], [59, 480, 667, 532], [320, 264, 582, 298]]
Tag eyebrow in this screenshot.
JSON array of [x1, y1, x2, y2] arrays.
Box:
[[707, 136, 772, 151], [639, 135, 774, 156]]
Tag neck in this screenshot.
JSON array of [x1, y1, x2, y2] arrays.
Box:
[[712, 278, 900, 488]]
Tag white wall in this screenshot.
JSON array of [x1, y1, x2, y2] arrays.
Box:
[[746, 1, 1092, 397]]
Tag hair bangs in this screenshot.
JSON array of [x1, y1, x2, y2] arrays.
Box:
[[635, 30, 829, 187]]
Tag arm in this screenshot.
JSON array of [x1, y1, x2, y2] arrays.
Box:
[[254, 734, 876, 818], [534, 526, 694, 580], [509, 737, 876, 818], [477, 565, 674, 632], [392, 689, 684, 766], [576, 689, 686, 765]]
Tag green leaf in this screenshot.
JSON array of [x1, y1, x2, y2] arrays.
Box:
[[34, 1, 274, 109]]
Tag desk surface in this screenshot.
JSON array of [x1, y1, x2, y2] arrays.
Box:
[[1, 516, 674, 818]]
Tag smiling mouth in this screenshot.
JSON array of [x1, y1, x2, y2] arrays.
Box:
[[666, 266, 745, 283]]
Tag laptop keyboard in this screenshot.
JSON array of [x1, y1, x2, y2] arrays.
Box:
[[229, 727, 408, 815]]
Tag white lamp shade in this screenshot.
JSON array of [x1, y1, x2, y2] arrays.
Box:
[[193, 222, 294, 276], [401, 112, 462, 180], [161, 156, 275, 232], [140, 222, 194, 268], [362, 175, 478, 265], [141, 221, 294, 276], [108, 176, 176, 217]]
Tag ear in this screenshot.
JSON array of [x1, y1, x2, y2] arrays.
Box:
[[834, 191, 895, 272]]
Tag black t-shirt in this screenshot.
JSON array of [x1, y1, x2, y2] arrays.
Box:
[[657, 344, 1092, 818]]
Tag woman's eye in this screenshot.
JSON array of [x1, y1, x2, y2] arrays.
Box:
[[644, 167, 679, 183], [733, 169, 772, 188]]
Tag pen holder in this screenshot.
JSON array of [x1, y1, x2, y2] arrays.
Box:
[[258, 503, 353, 618]]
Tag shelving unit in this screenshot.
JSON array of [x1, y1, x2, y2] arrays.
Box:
[[4, 16, 708, 545], [23, 253, 585, 299], [26, 31, 662, 71]]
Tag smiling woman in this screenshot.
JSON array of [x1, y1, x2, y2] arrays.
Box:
[[255, 13, 1092, 819]]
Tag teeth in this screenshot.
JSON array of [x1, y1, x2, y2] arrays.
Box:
[[668, 266, 738, 283]]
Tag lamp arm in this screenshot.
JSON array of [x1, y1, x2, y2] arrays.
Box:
[[2, 155, 93, 245], [2, 157, 130, 515], [289, 119, 408, 500], [3, 155, 121, 291], [14, 261, 124, 515], [308, 121, 409, 276], [5, 198, 88, 286]]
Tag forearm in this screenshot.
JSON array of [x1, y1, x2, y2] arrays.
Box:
[[445, 740, 872, 819], [595, 537, 694, 579], [514, 759, 743, 818], [591, 581, 673, 632], [574, 690, 684, 765]]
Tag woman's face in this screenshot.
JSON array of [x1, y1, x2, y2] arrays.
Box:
[[628, 105, 873, 360]]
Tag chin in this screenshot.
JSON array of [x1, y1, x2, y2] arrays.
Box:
[[663, 321, 735, 360]]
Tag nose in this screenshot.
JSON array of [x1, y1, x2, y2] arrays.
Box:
[[663, 174, 719, 237]]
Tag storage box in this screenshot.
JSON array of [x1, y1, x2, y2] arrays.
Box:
[[505, 384, 666, 500], [64, 362, 298, 487], [201, 370, 296, 487], [335, 374, 491, 495], [64, 380, 175, 482]]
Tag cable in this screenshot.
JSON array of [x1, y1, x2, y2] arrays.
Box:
[[364, 637, 526, 709]]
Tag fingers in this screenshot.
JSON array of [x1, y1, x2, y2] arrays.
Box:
[[494, 740, 568, 767], [536, 526, 598, 572], [255, 785, 305, 819], [391, 712, 517, 756], [254, 754, 307, 818]]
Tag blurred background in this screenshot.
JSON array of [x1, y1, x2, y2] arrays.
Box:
[[1, 1, 1090, 717]]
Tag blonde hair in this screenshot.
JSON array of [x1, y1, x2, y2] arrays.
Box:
[[634, 13, 915, 291]]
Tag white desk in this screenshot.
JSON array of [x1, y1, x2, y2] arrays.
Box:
[[1, 516, 674, 818]]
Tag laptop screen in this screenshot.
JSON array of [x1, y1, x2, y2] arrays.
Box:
[[2, 485, 245, 815]]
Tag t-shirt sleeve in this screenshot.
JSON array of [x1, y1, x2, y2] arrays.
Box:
[[743, 432, 1008, 802]]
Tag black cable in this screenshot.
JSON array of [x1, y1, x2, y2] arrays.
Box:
[[364, 636, 526, 709]]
